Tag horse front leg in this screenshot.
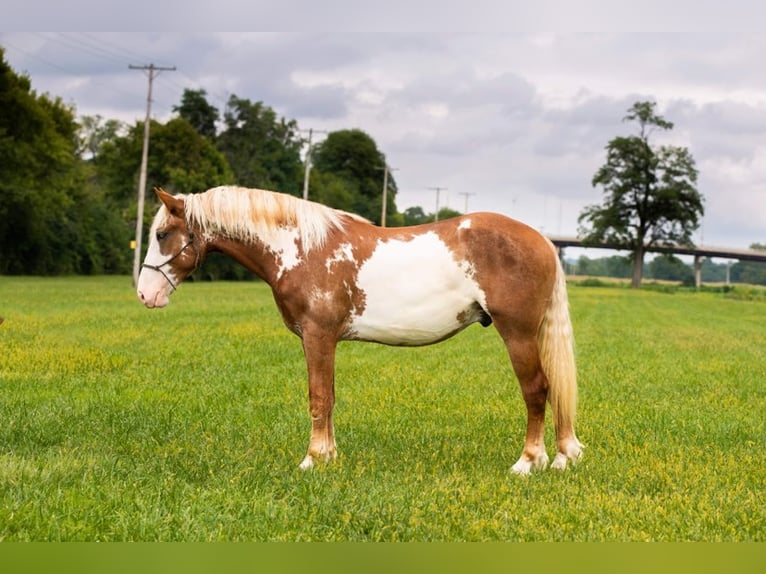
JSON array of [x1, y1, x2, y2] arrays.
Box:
[[298, 329, 338, 470]]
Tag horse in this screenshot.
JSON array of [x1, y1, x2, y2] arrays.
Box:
[[137, 186, 583, 475]]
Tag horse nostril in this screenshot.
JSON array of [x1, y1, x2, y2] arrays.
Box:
[[138, 290, 145, 302]]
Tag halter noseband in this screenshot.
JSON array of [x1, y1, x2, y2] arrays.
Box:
[[141, 235, 198, 292]]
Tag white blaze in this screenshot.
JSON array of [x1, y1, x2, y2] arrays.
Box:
[[137, 211, 177, 308], [349, 232, 487, 345]]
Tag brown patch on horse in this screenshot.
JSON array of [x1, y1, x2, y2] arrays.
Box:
[[271, 214, 377, 337]]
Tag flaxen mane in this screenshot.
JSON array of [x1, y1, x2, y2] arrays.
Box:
[[183, 186, 350, 251]]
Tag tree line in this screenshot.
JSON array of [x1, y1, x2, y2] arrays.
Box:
[[0, 48, 448, 278], [1, 48, 763, 285], [567, 252, 766, 286]]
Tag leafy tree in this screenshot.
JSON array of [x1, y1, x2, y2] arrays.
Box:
[[173, 89, 219, 139], [402, 206, 429, 226], [579, 101, 704, 287], [400, 205, 462, 226], [700, 259, 728, 283], [78, 114, 124, 160], [308, 170, 357, 213], [217, 95, 303, 194], [97, 117, 233, 201], [730, 243, 766, 285], [150, 117, 234, 193], [574, 255, 631, 279], [0, 49, 90, 274], [646, 254, 694, 284], [311, 129, 398, 224], [436, 207, 461, 221]]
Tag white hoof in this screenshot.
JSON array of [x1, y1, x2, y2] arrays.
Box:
[[298, 448, 337, 470], [299, 454, 315, 470], [551, 439, 584, 471], [551, 452, 568, 470], [511, 452, 549, 476]]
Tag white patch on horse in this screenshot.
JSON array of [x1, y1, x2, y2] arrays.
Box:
[[326, 242, 354, 271], [309, 287, 334, 306], [458, 218, 472, 230], [349, 232, 488, 345], [263, 226, 302, 280]]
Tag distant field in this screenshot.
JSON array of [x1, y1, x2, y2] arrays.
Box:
[[0, 276, 763, 541]]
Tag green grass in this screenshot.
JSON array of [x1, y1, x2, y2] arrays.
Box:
[[0, 276, 763, 541]]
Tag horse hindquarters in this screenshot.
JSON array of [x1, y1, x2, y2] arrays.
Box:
[[489, 243, 582, 474]]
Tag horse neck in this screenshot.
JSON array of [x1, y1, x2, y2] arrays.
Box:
[[208, 234, 294, 285]]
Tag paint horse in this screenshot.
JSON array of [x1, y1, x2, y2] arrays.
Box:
[[137, 186, 583, 475]]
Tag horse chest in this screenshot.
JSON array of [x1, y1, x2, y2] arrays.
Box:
[[344, 232, 487, 346]]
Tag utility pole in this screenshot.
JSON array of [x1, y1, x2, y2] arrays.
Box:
[[377, 165, 398, 227], [300, 128, 328, 200], [458, 192, 476, 213], [129, 63, 176, 286], [428, 186, 448, 221]]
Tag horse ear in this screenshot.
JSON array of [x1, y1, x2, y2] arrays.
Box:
[[155, 187, 185, 218]]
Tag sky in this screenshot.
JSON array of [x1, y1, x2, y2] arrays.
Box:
[[2, 26, 765, 252]]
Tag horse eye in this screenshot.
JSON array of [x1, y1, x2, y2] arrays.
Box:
[[156, 231, 169, 241]]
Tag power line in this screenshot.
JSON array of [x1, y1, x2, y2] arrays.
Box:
[[130, 63, 177, 287], [46, 32, 130, 67], [78, 32, 171, 67], [1, 36, 146, 108]]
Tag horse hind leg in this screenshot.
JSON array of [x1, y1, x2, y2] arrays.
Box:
[[502, 333, 551, 475]]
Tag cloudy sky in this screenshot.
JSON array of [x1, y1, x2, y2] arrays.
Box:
[[2, 28, 765, 251]]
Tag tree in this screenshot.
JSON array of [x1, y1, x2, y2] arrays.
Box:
[[216, 95, 303, 194], [150, 117, 234, 193], [77, 114, 124, 160], [311, 129, 398, 224], [308, 170, 357, 213], [579, 101, 704, 287], [730, 243, 766, 285], [573, 255, 631, 279], [173, 89, 219, 139], [0, 49, 93, 274], [97, 117, 234, 202], [402, 206, 429, 225], [436, 207, 461, 221], [647, 254, 694, 284]]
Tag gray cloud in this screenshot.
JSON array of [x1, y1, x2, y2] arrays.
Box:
[[1, 31, 765, 249]]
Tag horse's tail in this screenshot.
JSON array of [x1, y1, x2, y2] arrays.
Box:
[[537, 247, 578, 435]]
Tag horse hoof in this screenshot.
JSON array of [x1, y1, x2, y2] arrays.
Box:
[[299, 455, 315, 470], [551, 440, 585, 470], [511, 452, 549, 476]]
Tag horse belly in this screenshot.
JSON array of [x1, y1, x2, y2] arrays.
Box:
[[347, 233, 487, 346]]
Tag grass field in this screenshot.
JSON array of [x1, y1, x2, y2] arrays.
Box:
[[0, 276, 763, 541]]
